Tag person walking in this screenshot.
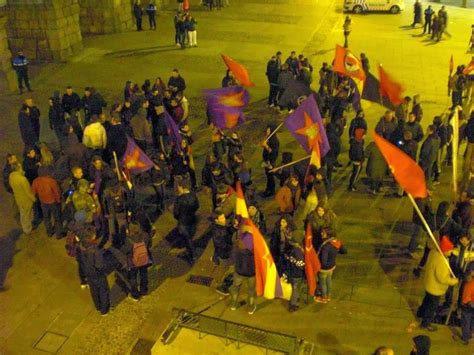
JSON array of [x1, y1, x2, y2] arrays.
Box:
[[418, 125, 440, 190], [343, 16, 351, 49], [133, 1, 143, 31], [146, 2, 157, 30], [9, 163, 37, 234], [79, 226, 110, 316], [173, 179, 200, 264]]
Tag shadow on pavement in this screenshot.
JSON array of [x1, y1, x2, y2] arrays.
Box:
[[0, 229, 22, 289], [105, 45, 180, 59]]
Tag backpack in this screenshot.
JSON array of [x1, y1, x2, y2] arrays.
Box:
[[132, 242, 150, 267]]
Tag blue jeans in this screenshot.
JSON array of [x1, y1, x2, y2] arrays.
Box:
[[318, 269, 333, 298]]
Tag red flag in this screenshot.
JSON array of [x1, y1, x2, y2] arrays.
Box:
[[304, 223, 321, 295], [378, 65, 405, 106], [183, 0, 190, 11], [373, 132, 427, 198], [221, 54, 255, 87], [449, 55, 454, 75]]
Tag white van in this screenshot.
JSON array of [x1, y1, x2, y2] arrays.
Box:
[[343, 0, 405, 14]]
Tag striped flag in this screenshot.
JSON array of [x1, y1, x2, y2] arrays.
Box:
[[235, 181, 249, 219]]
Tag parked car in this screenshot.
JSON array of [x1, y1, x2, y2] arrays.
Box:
[[343, 0, 405, 14]]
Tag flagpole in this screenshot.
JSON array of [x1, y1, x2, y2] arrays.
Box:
[[112, 151, 122, 182], [269, 155, 311, 173], [263, 121, 284, 144], [452, 107, 460, 200], [407, 193, 456, 278]]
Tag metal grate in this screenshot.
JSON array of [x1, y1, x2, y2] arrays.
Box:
[[170, 309, 311, 355], [186, 275, 214, 287]]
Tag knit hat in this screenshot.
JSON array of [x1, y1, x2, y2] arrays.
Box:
[[413, 335, 430, 355], [439, 235, 454, 253]]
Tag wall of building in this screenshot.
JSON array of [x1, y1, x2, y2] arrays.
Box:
[[6, 0, 83, 62], [79, 0, 133, 34]]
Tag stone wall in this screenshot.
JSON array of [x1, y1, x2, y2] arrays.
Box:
[[0, 15, 16, 91], [6, 0, 83, 62], [79, 0, 133, 34]]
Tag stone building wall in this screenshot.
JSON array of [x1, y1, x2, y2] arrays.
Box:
[[6, 0, 83, 62], [79, 0, 133, 34], [0, 15, 17, 91]]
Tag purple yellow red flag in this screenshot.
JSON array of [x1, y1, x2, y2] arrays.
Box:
[[245, 219, 290, 300], [205, 86, 250, 130], [235, 181, 249, 219], [122, 137, 154, 175], [284, 94, 330, 160], [373, 132, 427, 198], [304, 223, 321, 295], [221, 54, 255, 87], [378, 65, 405, 106]]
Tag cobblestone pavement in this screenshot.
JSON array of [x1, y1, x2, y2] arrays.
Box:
[[0, 0, 473, 354]]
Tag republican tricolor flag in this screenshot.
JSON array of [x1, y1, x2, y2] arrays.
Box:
[[235, 181, 249, 219]]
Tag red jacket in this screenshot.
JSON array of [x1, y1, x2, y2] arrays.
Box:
[[462, 279, 474, 306], [32, 176, 61, 204]]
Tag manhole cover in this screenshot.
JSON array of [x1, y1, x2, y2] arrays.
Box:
[[33, 331, 68, 353], [187, 275, 213, 287]]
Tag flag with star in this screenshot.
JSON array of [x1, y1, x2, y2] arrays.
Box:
[[284, 94, 330, 168], [122, 137, 154, 175], [204, 86, 250, 130], [240, 219, 291, 300]]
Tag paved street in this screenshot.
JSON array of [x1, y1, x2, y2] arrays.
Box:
[[0, 0, 473, 354]]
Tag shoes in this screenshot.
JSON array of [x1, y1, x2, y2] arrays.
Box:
[[128, 295, 140, 302], [288, 305, 299, 312], [80, 283, 89, 290], [216, 285, 230, 296], [433, 180, 440, 186], [230, 303, 237, 311], [100, 312, 109, 317], [348, 186, 356, 192], [288, 109, 294, 114], [452, 335, 468, 345], [248, 304, 257, 315], [314, 296, 328, 304], [268, 104, 274, 108], [420, 324, 437, 332]]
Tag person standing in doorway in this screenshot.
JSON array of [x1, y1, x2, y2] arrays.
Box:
[[12, 49, 32, 94]]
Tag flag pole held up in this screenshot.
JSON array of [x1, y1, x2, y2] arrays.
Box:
[[263, 121, 284, 144], [407, 193, 456, 278], [269, 155, 311, 173]]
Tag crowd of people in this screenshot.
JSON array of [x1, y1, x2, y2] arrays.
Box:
[[3, 7, 474, 350], [411, 1, 450, 42]]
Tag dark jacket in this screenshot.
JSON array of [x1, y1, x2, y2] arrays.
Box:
[[235, 247, 255, 277], [419, 133, 440, 167], [412, 197, 434, 229], [405, 121, 424, 142], [319, 238, 347, 270], [173, 191, 199, 225], [263, 135, 279, 165], [49, 102, 65, 130], [133, 4, 143, 18], [168, 76, 186, 93], [365, 141, 387, 179], [2, 163, 13, 193], [283, 244, 305, 279], [401, 139, 418, 160], [18, 108, 40, 145], [107, 124, 128, 160], [62, 92, 81, 114], [375, 118, 397, 139], [348, 117, 367, 139], [210, 223, 234, 260], [266, 59, 280, 85], [81, 244, 106, 280]]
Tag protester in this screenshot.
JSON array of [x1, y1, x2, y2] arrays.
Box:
[[9, 162, 37, 234]]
